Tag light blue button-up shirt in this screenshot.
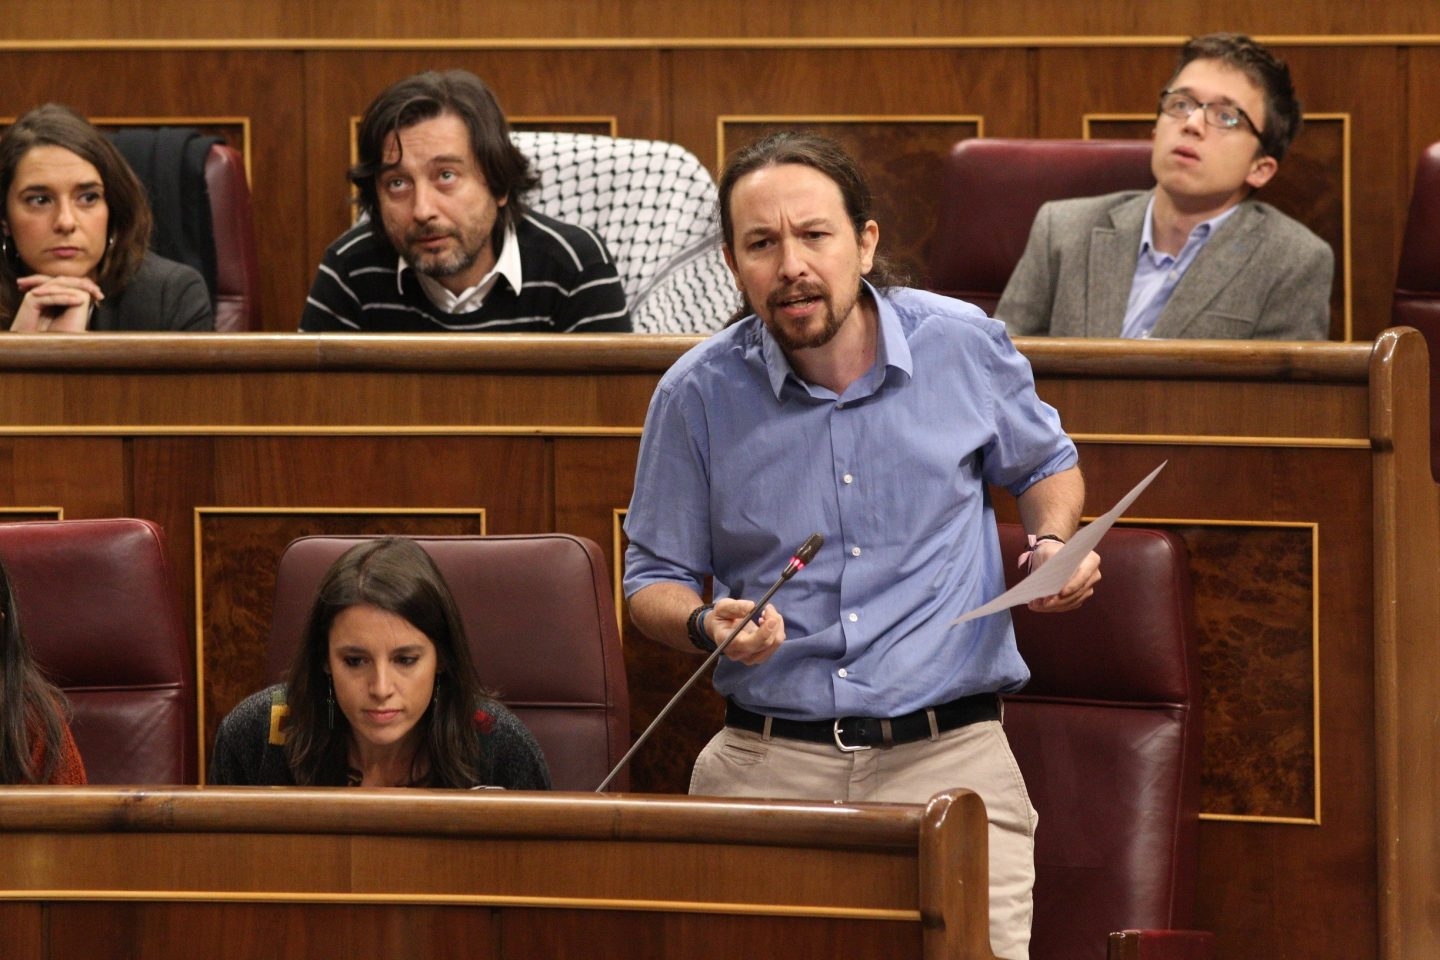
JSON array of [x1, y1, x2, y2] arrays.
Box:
[[623, 285, 1078, 721], [1121, 195, 1240, 338]]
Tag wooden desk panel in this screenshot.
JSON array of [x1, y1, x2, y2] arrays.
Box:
[[0, 331, 1431, 960], [0, 787, 992, 960]]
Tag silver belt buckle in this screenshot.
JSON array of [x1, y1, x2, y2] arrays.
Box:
[[833, 718, 871, 753]]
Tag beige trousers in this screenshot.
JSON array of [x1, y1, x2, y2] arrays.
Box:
[[690, 718, 1037, 960]]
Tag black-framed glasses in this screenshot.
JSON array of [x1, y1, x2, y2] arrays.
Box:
[[1158, 90, 1261, 138]]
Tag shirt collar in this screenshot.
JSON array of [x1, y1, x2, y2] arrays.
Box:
[[759, 280, 912, 399], [400, 220, 523, 313], [1138, 191, 1241, 263]]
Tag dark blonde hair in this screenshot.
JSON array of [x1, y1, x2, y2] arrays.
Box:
[[282, 537, 494, 788], [0, 104, 152, 324]]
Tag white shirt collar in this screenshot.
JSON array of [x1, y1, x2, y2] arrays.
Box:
[[401, 220, 523, 314]]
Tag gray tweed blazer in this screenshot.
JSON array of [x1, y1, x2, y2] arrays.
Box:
[[995, 190, 1333, 340]]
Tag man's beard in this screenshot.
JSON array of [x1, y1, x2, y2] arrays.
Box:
[[760, 280, 848, 352], [402, 227, 483, 279]]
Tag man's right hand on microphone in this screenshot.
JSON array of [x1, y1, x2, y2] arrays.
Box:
[[710, 598, 785, 665]]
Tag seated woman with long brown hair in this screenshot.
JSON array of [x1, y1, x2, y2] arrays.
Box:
[[0, 554, 86, 785], [209, 537, 550, 789], [0, 103, 213, 332]]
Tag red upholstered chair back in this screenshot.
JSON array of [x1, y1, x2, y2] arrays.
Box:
[[0, 518, 196, 784], [998, 523, 1202, 960], [204, 142, 260, 332], [1393, 142, 1440, 480], [928, 139, 1156, 314], [266, 534, 630, 792]]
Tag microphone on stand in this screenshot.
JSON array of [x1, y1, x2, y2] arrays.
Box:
[[595, 533, 824, 793]]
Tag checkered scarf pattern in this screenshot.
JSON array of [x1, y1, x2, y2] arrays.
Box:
[[512, 132, 737, 334]]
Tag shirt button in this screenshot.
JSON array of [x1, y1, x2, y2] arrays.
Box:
[[848, 612, 858, 623], [838, 668, 849, 678], [851, 546, 862, 557], [842, 473, 853, 484], [836, 401, 846, 410]]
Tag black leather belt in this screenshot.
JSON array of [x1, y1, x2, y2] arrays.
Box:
[[725, 693, 1000, 752]]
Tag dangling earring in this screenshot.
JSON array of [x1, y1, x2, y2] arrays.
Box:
[[431, 677, 440, 708], [106, 233, 115, 249], [326, 677, 335, 730]]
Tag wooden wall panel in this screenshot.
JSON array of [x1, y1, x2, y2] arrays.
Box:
[[0, 438, 126, 518], [300, 49, 665, 281], [1282, 45, 1407, 343], [668, 47, 1032, 166], [46, 902, 498, 960], [0, 50, 306, 334], [0, 904, 41, 960]]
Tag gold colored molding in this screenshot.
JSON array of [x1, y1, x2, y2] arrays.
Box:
[[0, 887, 918, 920], [1070, 433, 1369, 448], [0, 506, 63, 519], [8, 36, 1440, 53]]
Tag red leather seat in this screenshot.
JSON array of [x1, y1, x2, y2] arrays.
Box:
[[203, 142, 260, 332], [928, 139, 1155, 314], [999, 523, 1211, 960], [265, 533, 630, 792], [0, 518, 196, 784], [1392, 142, 1440, 480]]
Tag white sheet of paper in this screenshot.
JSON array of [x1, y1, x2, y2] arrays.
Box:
[[952, 461, 1167, 624]]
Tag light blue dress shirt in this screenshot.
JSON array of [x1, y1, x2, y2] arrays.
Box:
[[623, 284, 1078, 721], [1121, 195, 1240, 339]]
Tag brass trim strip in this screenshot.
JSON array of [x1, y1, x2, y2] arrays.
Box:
[[1200, 813, 1320, 826], [1070, 433, 1369, 448], [6, 35, 1440, 52], [0, 888, 919, 920], [612, 508, 628, 639]]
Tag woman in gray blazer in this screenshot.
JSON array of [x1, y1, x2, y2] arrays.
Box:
[[0, 104, 212, 332]]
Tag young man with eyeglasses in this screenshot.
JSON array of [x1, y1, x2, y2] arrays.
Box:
[[997, 33, 1333, 340]]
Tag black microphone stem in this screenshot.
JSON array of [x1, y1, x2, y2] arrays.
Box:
[[595, 534, 822, 793]]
